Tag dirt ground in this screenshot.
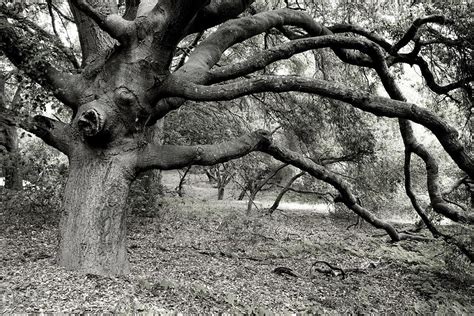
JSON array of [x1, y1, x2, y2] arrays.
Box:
[[1, 172, 473, 313]]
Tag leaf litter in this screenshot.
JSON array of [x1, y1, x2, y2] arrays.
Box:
[[1, 196, 473, 314]]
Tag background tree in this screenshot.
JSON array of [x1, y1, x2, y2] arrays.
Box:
[[0, 69, 22, 189]]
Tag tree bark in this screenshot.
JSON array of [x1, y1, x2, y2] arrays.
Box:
[[143, 119, 164, 208], [0, 72, 22, 190], [247, 163, 288, 213], [237, 186, 248, 200], [215, 165, 233, 200], [217, 186, 225, 200], [176, 166, 191, 197], [466, 177, 474, 208], [269, 171, 304, 213], [68, 0, 118, 65], [58, 152, 134, 275], [1, 128, 22, 190]]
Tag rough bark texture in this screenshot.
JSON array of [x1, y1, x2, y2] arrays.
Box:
[[58, 150, 135, 275], [68, 0, 118, 65]]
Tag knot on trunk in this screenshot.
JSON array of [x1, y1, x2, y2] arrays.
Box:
[[114, 87, 137, 108], [78, 109, 104, 137]]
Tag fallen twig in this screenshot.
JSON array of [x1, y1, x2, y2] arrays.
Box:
[[311, 260, 346, 279], [273, 266, 298, 277]]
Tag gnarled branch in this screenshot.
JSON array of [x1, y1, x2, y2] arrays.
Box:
[[136, 129, 271, 171], [187, 0, 256, 34], [390, 15, 451, 54], [208, 35, 374, 83], [387, 55, 473, 95], [0, 11, 81, 109], [329, 23, 392, 51], [0, 109, 74, 155], [161, 75, 473, 178], [259, 141, 401, 241], [353, 33, 474, 225], [69, 0, 133, 43], [152, 0, 209, 48], [173, 9, 328, 81], [330, 19, 472, 96]]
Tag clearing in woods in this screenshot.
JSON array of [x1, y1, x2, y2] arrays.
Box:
[[1, 171, 473, 313]]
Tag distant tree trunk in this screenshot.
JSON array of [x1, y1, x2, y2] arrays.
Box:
[[217, 186, 225, 200], [58, 153, 133, 275], [205, 169, 217, 185], [176, 166, 191, 197], [143, 119, 164, 208], [2, 131, 22, 190], [269, 171, 304, 213], [237, 184, 250, 200], [205, 165, 233, 200], [247, 163, 288, 213], [216, 167, 233, 200], [237, 176, 259, 200], [0, 72, 22, 190], [466, 177, 474, 208]]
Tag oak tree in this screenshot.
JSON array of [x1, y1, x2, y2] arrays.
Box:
[[1, 0, 472, 275]]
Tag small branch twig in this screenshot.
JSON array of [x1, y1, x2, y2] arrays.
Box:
[[311, 260, 346, 279]]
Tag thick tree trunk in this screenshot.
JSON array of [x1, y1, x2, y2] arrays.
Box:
[[143, 169, 163, 206], [58, 153, 134, 275]]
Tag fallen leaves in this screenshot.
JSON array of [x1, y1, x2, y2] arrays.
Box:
[[1, 196, 473, 313]]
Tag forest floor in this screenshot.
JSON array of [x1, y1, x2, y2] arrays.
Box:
[[1, 172, 473, 314]]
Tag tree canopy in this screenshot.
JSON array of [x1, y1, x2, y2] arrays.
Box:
[[0, 0, 472, 275]]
